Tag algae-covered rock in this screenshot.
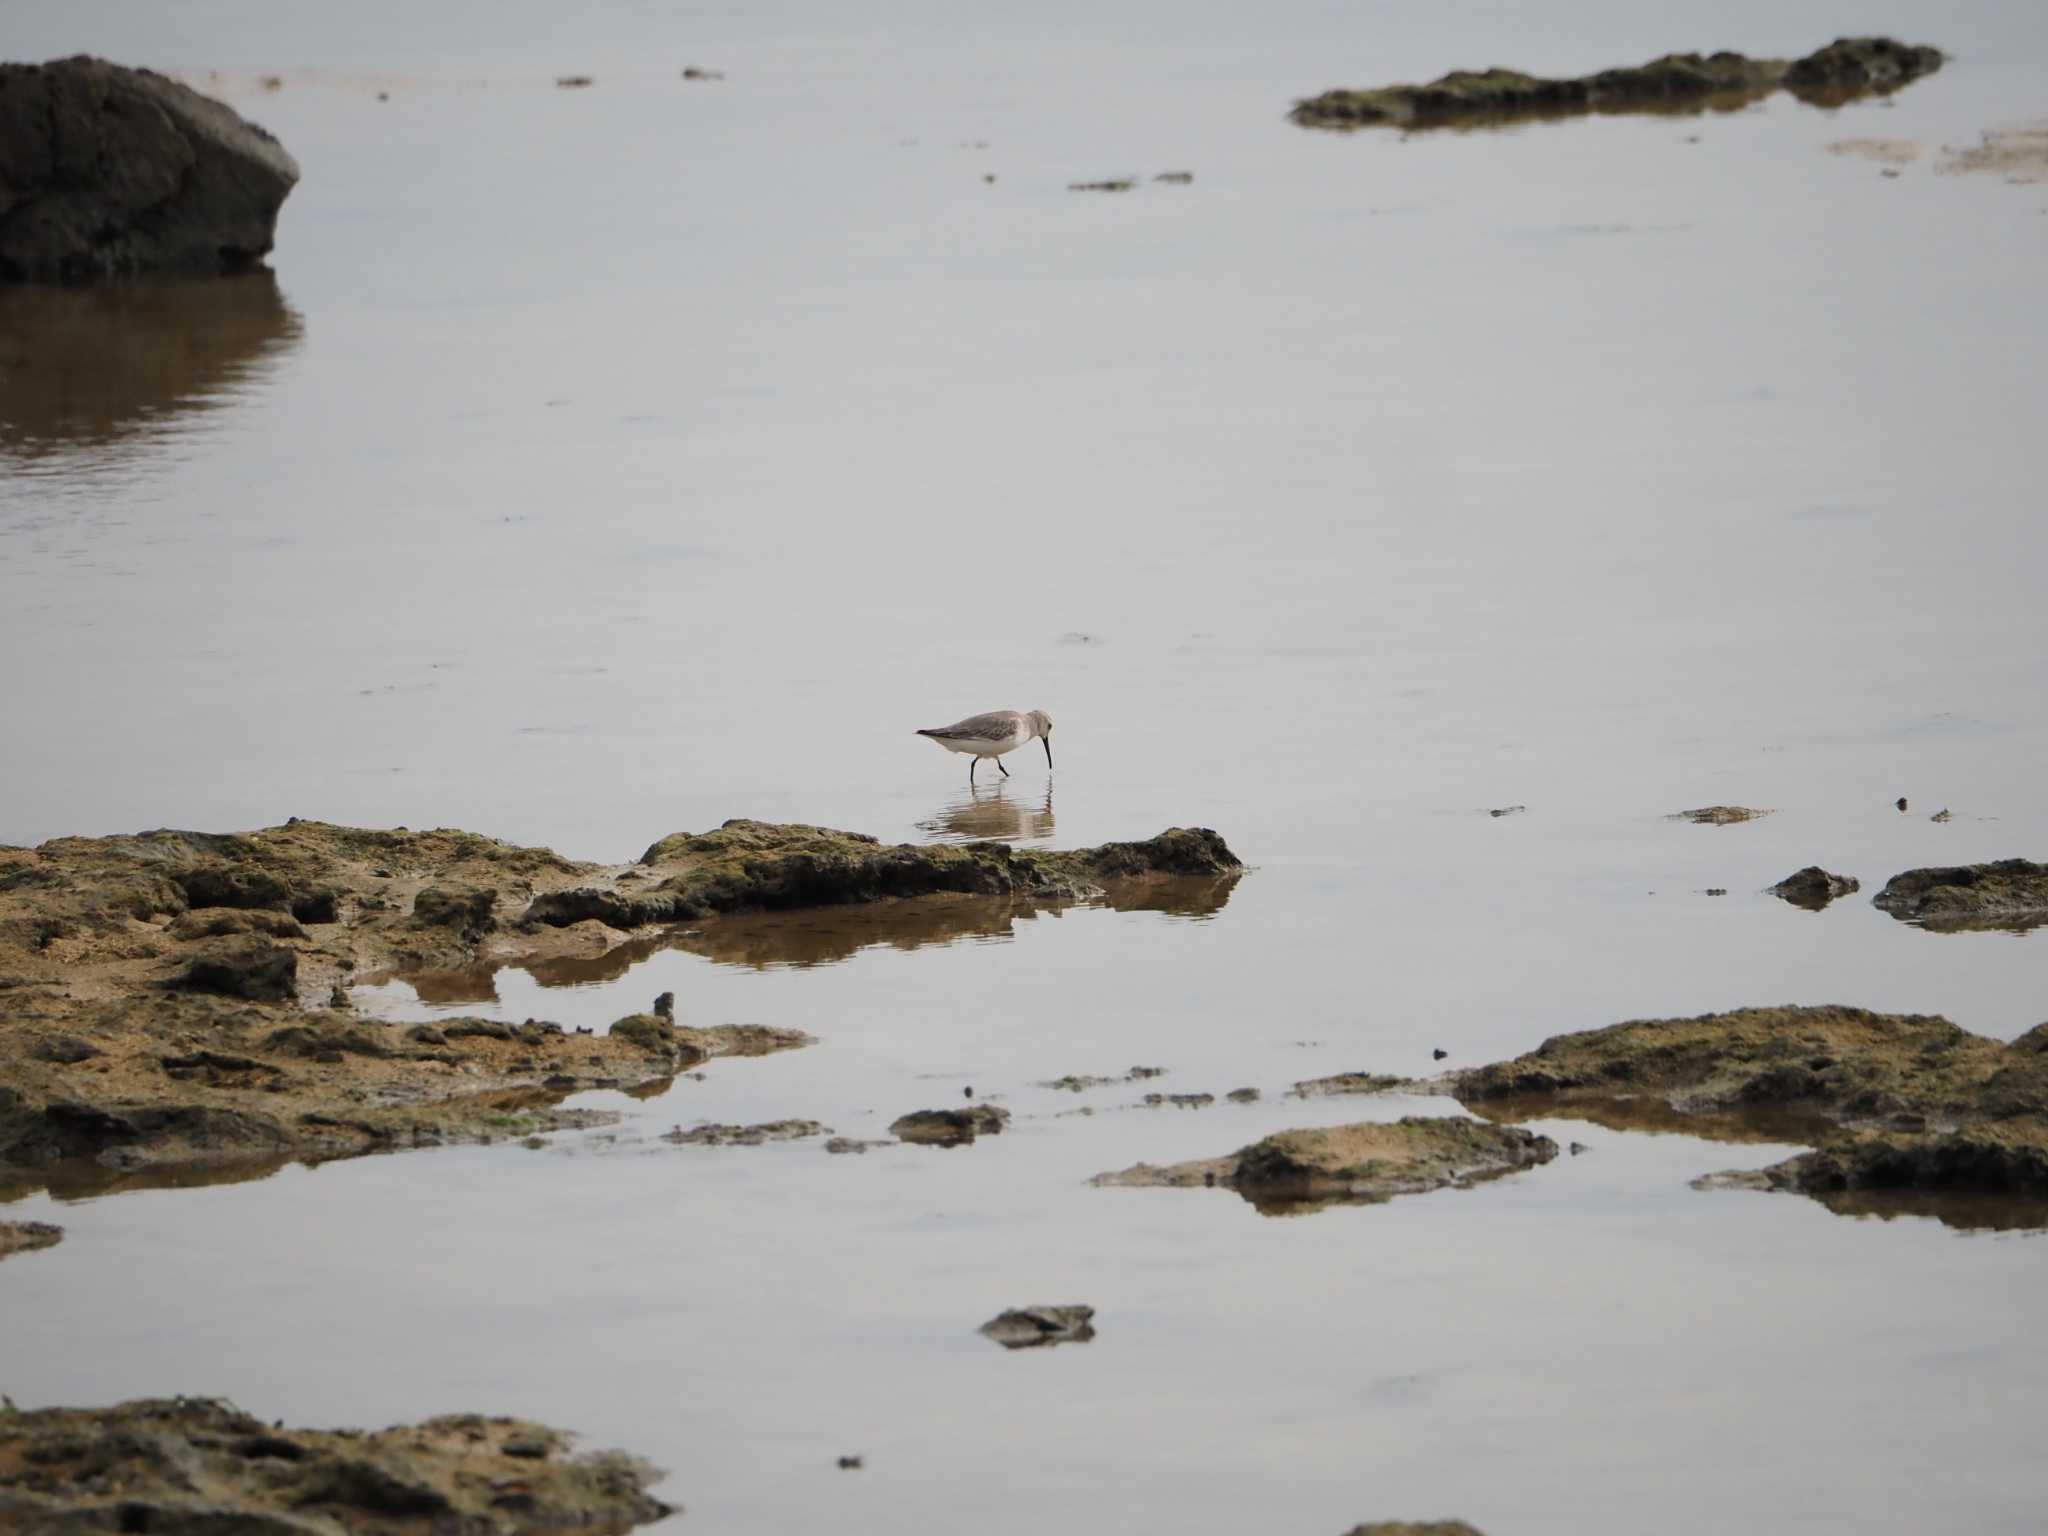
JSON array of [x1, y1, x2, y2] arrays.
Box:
[[1449, 1005, 2048, 1220], [1768, 866, 1860, 911], [663, 1119, 824, 1146], [891, 1105, 1010, 1146], [0, 1219, 62, 1262], [0, 1397, 672, 1531], [1673, 805, 1771, 826], [1291, 37, 1941, 132], [167, 906, 307, 941], [980, 1305, 1096, 1349], [1872, 859, 2048, 930], [1293, 1071, 1405, 1097], [1781, 37, 1945, 100], [1093, 1116, 1556, 1215], [526, 820, 1241, 928], [412, 884, 499, 934]]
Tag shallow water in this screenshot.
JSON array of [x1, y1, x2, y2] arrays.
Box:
[[4, 1, 2048, 1531]]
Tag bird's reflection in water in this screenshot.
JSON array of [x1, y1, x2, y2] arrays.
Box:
[[916, 783, 1055, 846]]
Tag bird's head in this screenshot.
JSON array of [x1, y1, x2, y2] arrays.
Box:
[[1028, 709, 1053, 769]]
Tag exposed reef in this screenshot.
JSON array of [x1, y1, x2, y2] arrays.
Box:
[[1092, 1116, 1557, 1216], [1871, 859, 2048, 931], [0, 816, 1232, 1193], [527, 819, 1240, 929], [1291, 37, 1942, 132], [1446, 1005, 2048, 1223], [0, 1397, 672, 1532]]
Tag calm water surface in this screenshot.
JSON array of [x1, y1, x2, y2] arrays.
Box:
[[3, 1, 2046, 1532]]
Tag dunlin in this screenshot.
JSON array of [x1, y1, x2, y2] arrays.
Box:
[[915, 709, 1053, 783]]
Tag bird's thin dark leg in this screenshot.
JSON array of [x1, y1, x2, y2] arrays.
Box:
[[969, 757, 978, 784], [997, 757, 1010, 779]]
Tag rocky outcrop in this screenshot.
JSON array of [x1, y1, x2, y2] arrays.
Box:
[[0, 57, 300, 280], [0, 1397, 672, 1532], [1446, 1006, 2048, 1219], [0, 814, 1229, 1192], [1769, 866, 1860, 910], [0, 1219, 62, 1262], [1291, 37, 1942, 131], [891, 1105, 1010, 1146], [526, 819, 1241, 928], [1093, 1116, 1557, 1215], [980, 1305, 1096, 1349], [1872, 859, 2048, 930]]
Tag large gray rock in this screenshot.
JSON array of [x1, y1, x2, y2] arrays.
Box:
[[0, 56, 298, 280]]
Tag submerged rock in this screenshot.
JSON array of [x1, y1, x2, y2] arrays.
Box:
[[1294, 1071, 1405, 1098], [1768, 866, 1860, 911], [0, 1397, 671, 1531], [891, 1105, 1010, 1146], [1673, 805, 1771, 826], [663, 1119, 824, 1146], [0, 1219, 62, 1262], [1093, 1116, 1557, 1215], [1872, 859, 2048, 930], [1291, 37, 1942, 131], [980, 1304, 1096, 1349], [0, 57, 300, 280], [1448, 1005, 2048, 1215]]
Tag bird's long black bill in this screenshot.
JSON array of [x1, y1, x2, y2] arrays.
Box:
[[1043, 739, 1053, 770]]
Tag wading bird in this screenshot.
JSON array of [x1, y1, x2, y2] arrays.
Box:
[[915, 709, 1053, 784]]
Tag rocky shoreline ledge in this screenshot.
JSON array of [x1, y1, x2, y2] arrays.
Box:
[[0, 817, 1241, 1193], [0, 1397, 673, 1533]]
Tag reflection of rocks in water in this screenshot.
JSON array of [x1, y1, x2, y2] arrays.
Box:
[[1803, 1186, 2048, 1235], [414, 874, 1243, 981], [917, 785, 1055, 845], [0, 271, 302, 463]]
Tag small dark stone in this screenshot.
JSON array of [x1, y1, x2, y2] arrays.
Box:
[[33, 1035, 102, 1065], [837, 1455, 863, 1470], [652, 991, 675, 1019], [173, 938, 297, 1002], [1896, 797, 1909, 812], [1432, 1048, 1449, 1060]]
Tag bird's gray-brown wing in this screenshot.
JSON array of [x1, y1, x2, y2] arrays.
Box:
[[918, 710, 1023, 742]]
